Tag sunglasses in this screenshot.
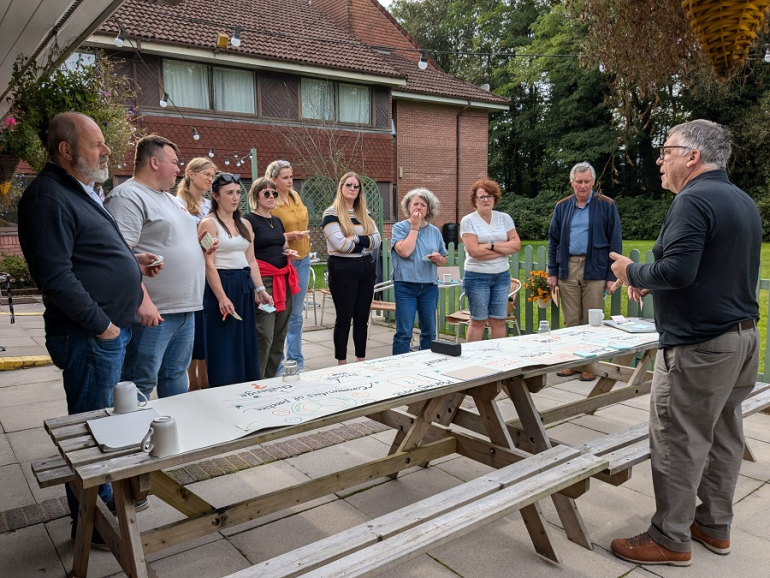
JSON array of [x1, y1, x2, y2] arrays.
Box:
[[212, 173, 241, 188], [344, 182, 361, 191], [262, 190, 279, 199]]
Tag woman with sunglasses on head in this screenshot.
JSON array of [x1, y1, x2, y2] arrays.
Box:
[[265, 160, 311, 374], [323, 173, 381, 364], [176, 157, 217, 390], [460, 178, 520, 342], [198, 173, 271, 387], [244, 178, 301, 378]]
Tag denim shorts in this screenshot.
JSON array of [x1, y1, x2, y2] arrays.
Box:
[[463, 270, 510, 320]]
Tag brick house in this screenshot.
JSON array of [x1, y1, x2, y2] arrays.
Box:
[[0, 0, 508, 255]]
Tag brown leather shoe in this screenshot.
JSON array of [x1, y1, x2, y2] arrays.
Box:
[[611, 532, 691, 566], [579, 373, 596, 381], [556, 369, 576, 377], [691, 524, 730, 555]]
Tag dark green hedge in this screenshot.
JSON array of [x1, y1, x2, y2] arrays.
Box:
[[0, 254, 36, 289], [497, 191, 673, 241]]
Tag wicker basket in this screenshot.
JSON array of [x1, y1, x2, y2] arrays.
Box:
[[682, 0, 770, 80], [0, 153, 19, 187]]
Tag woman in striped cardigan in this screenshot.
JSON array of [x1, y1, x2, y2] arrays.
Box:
[[322, 172, 381, 364]]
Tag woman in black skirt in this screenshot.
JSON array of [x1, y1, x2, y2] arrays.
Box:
[[198, 173, 273, 387]]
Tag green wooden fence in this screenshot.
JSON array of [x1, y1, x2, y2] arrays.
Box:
[[379, 240, 769, 379]]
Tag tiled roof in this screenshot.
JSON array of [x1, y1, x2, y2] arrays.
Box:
[[100, 0, 401, 77], [381, 51, 510, 106], [98, 0, 508, 106]]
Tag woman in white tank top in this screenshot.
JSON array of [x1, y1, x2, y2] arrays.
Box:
[[197, 173, 273, 386]]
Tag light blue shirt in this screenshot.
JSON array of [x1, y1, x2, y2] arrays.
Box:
[[390, 221, 447, 284], [568, 193, 592, 255]]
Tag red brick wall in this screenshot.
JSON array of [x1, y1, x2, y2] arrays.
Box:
[[0, 232, 22, 256], [117, 115, 394, 182], [395, 101, 488, 231]]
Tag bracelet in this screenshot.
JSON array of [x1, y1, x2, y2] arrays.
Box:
[[410, 228, 419, 231], [255, 286, 266, 293]]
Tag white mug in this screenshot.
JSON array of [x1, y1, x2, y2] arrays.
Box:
[[141, 416, 180, 458], [113, 381, 148, 414], [588, 309, 604, 327], [442, 273, 452, 283]]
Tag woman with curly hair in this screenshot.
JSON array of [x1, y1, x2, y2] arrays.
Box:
[[460, 178, 520, 342]]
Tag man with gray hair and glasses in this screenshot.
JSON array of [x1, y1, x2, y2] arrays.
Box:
[[547, 161, 622, 380], [609, 119, 761, 566]]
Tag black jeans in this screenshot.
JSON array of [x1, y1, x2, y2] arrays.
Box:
[[328, 255, 376, 360]]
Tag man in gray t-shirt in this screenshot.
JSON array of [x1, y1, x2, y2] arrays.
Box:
[[105, 135, 205, 398]]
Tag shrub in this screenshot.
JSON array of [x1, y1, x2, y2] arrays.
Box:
[[613, 195, 673, 239], [0, 254, 36, 289], [496, 189, 563, 241]]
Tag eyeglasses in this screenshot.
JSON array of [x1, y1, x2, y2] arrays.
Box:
[[344, 182, 361, 191], [262, 190, 279, 199], [212, 173, 241, 188], [476, 195, 494, 201], [659, 146, 689, 160]]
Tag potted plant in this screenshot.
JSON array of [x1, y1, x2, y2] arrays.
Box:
[[0, 47, 140, 177], [524, 269, 552, 308]]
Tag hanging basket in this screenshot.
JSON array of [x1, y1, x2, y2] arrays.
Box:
[[0, 153, 20, 186], [682, 0, 770, 81]]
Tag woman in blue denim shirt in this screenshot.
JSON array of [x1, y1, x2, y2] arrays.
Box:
[[391, 188, 448, 354]]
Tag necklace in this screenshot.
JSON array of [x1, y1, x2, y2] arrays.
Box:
[[260, 214, 274, 228]]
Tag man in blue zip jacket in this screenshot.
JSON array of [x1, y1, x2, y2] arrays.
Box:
[[18, 112, 163, 547], [547, 162, 622, 380]]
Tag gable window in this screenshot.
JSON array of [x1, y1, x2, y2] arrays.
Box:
[[301, 78, 335, 121], [162, 60, 209, 110], [339, 84, 370, 124], [213, 67, 255, 114], [301, 79, 371, 124]]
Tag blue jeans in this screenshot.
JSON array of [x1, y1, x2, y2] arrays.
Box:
[[121, 312, 194, 399], [463, 270, 510, 320], [280, 255, 310, 371], [393, 281, 439, 355], [46, 327, 131, 520]]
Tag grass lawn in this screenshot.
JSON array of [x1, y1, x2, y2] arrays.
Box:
[[310, 241, 770, 372]]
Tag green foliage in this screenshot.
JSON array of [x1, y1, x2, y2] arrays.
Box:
[[613, 195, 672, 240], [390, 0, 770, 212], [496, 189, 562, 241], [0, 254, 35, 289], [1, 48, 141, 172]]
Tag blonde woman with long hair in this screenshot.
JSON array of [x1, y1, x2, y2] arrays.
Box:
[[322, 172, 381, 364], [176, 157, 217, 390], [265, 160, 310, 373]]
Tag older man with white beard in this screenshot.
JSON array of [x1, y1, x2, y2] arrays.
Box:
[[18, 111, 163, 547]]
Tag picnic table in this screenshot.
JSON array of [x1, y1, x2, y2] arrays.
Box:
[[33, 325, 659, 578]]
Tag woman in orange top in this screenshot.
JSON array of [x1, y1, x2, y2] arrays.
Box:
[[266, 160, 311, 373]]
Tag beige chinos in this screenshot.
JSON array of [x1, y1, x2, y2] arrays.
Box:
[[559, 255, 605, 327], [647, 324, 759, 553]]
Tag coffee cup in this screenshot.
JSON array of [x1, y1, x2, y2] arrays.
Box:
[[141, 416, 180, 458], [113, 381, 148, 414], [588, 309, 604, 327], [442, 273, 452, 284]]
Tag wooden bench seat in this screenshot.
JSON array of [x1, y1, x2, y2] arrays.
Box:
[[225, 445, 608, 578], [579, 381, 770, 485]]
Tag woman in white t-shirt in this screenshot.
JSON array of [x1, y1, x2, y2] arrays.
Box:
[[459, 179, 521, 341]]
